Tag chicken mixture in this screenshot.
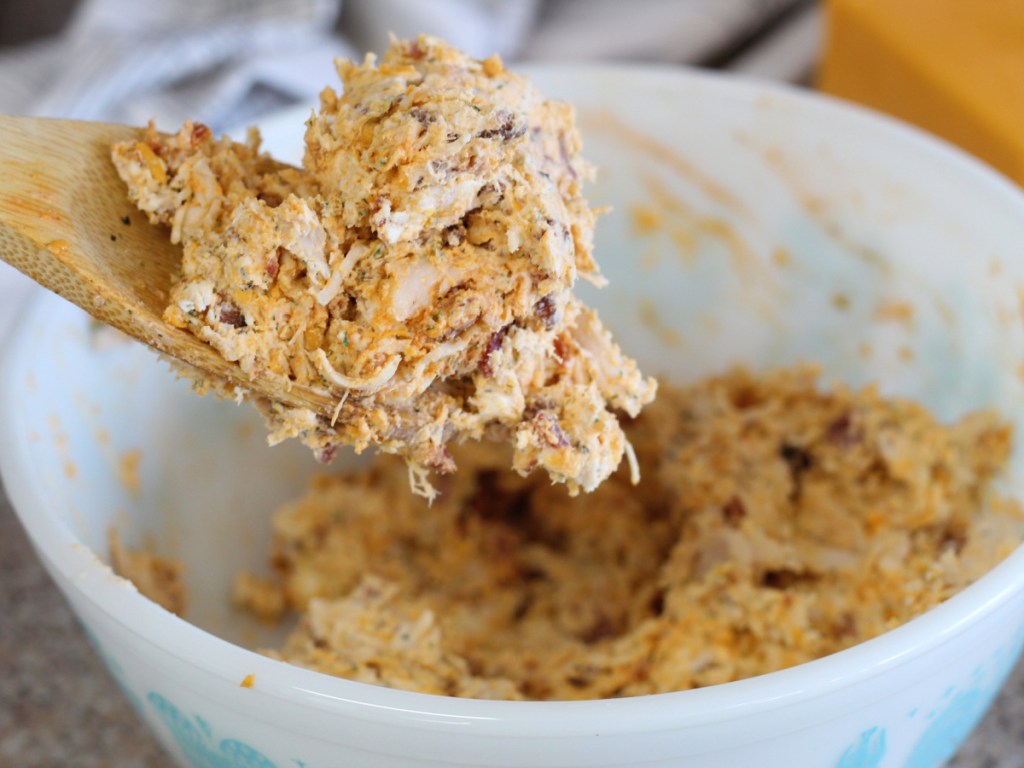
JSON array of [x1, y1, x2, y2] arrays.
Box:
[[111, 36, 655, 499], [230, 366, 1024, 700]]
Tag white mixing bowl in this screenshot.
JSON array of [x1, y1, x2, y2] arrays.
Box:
[[3, 66, 1024, 768]]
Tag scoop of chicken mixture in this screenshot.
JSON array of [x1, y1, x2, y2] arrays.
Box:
[[111, 36, 655, 498]]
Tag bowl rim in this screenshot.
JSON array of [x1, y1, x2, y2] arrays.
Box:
[[3, 61, 1024, 740]]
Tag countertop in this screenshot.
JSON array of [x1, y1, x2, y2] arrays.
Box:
[[2, 484, 1023, 767]]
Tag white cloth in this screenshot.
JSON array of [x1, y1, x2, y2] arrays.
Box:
[[0, 0, 347, 131], [0, 0, 820, 130], [0, 0, 820, 341]]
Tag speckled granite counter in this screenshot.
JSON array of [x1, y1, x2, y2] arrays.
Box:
[[2, 484, 1022, 768], [1, 487, 171, 767]]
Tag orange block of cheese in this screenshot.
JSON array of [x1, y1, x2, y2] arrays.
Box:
[[818, 0, 1024, 185]]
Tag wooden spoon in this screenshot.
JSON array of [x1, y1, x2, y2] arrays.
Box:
[[0, 115, 335, 415]]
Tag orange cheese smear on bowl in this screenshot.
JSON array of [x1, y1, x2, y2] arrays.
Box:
[[111, 36, 655, 499]]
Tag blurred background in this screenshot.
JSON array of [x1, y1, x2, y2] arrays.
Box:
[[0, 0, 822, 132]]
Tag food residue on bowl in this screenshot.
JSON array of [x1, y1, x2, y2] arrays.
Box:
[[117, 448, 142, 496]]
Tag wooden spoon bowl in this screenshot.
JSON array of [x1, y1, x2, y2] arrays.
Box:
[[0, 115, 334, 415]]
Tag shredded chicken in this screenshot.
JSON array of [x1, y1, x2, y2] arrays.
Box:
[[112, 36, 655, 497]]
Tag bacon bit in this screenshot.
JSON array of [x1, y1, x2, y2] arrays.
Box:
[[144, 121, 163, 153], [533, 410, 571, 449], [826, 411, 861, 447], [218, 300, 246, 328], [648, 589, 666, 617], [761, 568, 810, 590], [722, 497, 746, 527], [543, 217, 570, 243], [730, 386, 761, 410], [190, 122, 213, 148], [534, 294, 558, 329], [479, 326, 509, 377], [552, 334, 572, 363], [478, 110, 526, 141], [409, 106, 434, 126], [581, 613, 616, 644], [266, 253, 280, 280], [780, 443, 813, 475], [407, 40, 426, 59], [315, 444, 337, 464], [558, 132, 578, 180]]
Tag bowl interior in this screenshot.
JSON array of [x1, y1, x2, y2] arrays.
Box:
[[6, 66, 1024, 655]]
